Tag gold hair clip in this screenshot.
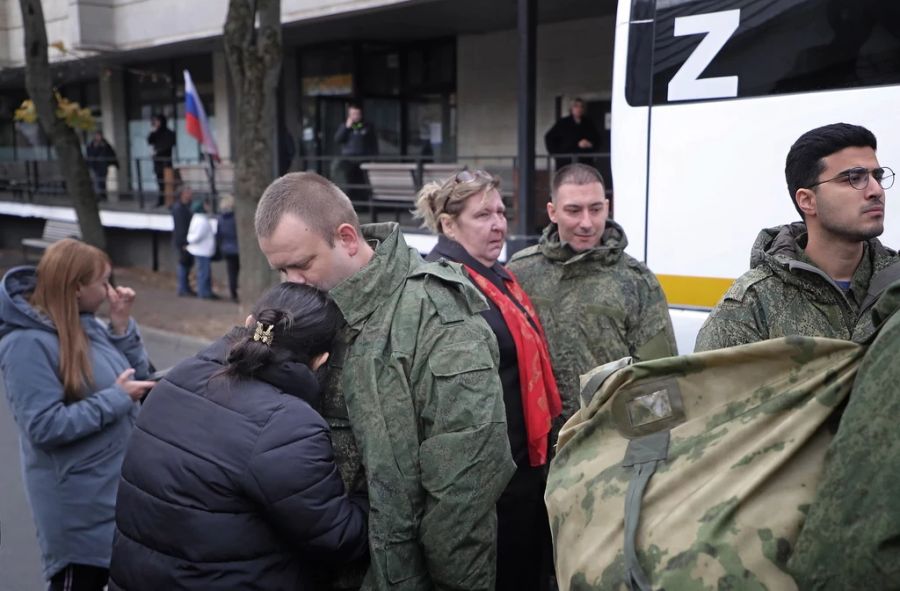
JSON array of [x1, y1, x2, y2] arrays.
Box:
[[253, 321, 274, 346]]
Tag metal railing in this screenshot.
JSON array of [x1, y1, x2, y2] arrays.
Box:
[[0, 153, 612, 230]]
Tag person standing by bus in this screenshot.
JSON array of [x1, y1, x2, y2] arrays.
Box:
[[696, 123, 899, 352], [507, 163, 677, 433]]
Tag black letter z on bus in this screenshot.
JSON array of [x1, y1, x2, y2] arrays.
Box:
[[667, 9, 740, 102]]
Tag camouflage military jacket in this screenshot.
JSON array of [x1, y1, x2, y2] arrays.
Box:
[[788, 279, 900, 588], [328, 222, 515, 591], [695, 223, 900, 352], [506, 222, 676, 427]]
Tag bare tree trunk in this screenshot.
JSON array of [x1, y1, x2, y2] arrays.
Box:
[[18, 0, 106, 250], [223, 0, 282, 304]]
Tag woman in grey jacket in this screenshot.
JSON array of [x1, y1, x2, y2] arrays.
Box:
[[0, 239, 154, 591]]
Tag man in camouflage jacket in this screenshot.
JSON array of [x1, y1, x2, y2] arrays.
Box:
[[695, 222, 899, 351], [507, 164, 676, 428], [696, 123, 900, 352], [256, 173, 515, 591]]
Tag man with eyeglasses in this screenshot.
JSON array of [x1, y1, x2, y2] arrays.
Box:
[[696, 122, 900, 352]]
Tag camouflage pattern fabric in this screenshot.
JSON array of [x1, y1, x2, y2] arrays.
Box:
[[546, 335, 865, 591], [788, 280, 900, 588], [327, 222, 515, 591], [696, 222, 900, 352], [507, 222, 677, 437]]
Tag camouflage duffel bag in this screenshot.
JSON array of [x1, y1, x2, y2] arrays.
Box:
[[546, 336, 865, 591]]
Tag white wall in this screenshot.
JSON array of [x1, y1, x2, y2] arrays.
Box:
[[457, 16, 615, 158], [0, 0, 416, 66]]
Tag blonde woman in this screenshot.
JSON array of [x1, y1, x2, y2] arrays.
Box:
[[416, 170, 561, 591], [0, 238, 154, 591]]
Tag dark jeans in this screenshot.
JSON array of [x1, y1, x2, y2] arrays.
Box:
[[89, 168, 107, 199], [195, 256, 212, 298], [48, 564, 108, 591], [224, 253, 240, 299], [496, 466, 553, 591], [177, 248, 194, 295]]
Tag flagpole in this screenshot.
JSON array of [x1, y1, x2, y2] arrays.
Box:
[[206, 153, 218, 212]]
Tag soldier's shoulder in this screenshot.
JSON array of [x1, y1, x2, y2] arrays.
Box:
[[618, 253, 666, 292], [506, 245, 544, 267], [407, 259, 489, 324], [722, 266, 776, 302]]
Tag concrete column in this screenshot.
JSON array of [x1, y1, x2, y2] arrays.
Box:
[[99, 67, 129, 203], [212, 50, 232, 162]]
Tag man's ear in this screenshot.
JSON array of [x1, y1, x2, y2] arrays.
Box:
[[244, 314, 255, 328], [335, 223, 362, 256], [795, 188, 817, 218], [547, 201, 558, 224]]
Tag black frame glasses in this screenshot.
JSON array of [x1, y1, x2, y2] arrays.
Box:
[[806, 166, 895, 191]]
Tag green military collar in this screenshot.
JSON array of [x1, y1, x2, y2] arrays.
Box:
[[329, 222, 416, 328], [759, 223, 890, 309], [538, 221, 628, 266]]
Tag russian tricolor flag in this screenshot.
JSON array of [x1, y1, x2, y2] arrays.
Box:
[[184, 70, 220, 162]]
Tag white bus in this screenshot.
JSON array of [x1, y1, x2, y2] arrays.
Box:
[[611, 0, 900, 352]]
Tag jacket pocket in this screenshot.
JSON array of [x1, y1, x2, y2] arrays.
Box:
[[427, 340, 501, 431], [427, 340, 494, 377]]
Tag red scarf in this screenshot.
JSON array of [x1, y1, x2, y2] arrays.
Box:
[[463, 264, 562, 466]]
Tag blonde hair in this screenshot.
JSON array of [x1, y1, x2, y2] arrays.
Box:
[[255, 172, 359, 246], [414, 169, 501, 234], [31, 239, 112, 403], [218, 193, 235, 212]]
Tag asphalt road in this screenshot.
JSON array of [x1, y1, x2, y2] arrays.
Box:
[[0, 327, 210, 591]]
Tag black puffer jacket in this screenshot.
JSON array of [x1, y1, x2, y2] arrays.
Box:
[[109, 338, 368, 590]]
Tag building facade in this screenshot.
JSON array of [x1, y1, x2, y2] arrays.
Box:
[[1, 0, 614, 205]]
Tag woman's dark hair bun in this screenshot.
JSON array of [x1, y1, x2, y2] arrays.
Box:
[[223, 283, 339, 379]]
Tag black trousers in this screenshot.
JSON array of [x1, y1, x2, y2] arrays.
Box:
[[153, 157, 172, 205], [48, 564, 108, 591], [224, 253, 240, 299], [496, 465, 553, 591]]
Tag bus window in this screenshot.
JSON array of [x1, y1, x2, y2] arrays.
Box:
[[626, 0, 900, 106]]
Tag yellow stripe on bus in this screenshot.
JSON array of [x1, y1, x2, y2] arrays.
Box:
[[656, 274, 736, 309]]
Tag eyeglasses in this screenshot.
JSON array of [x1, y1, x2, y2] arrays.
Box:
[[807, 166, 895, 191]]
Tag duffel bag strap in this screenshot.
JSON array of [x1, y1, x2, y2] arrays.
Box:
[[622, 431, 671, 591]]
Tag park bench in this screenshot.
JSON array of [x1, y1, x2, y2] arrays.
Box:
[[421, 162, 460, 184], [360, 162, 420, 223], [32, 160, 67, 196], [0, 161, 32, 199], [21, 219, 82, 261]]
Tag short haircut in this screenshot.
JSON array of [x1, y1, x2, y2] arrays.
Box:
[[551, 163, 606, 202], [571, 97, 585, 106], [255, 172, 360, 246], [785, 123, 877, 218]]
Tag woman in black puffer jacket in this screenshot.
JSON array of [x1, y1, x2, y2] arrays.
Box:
[[109, 283, 368, 590]]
